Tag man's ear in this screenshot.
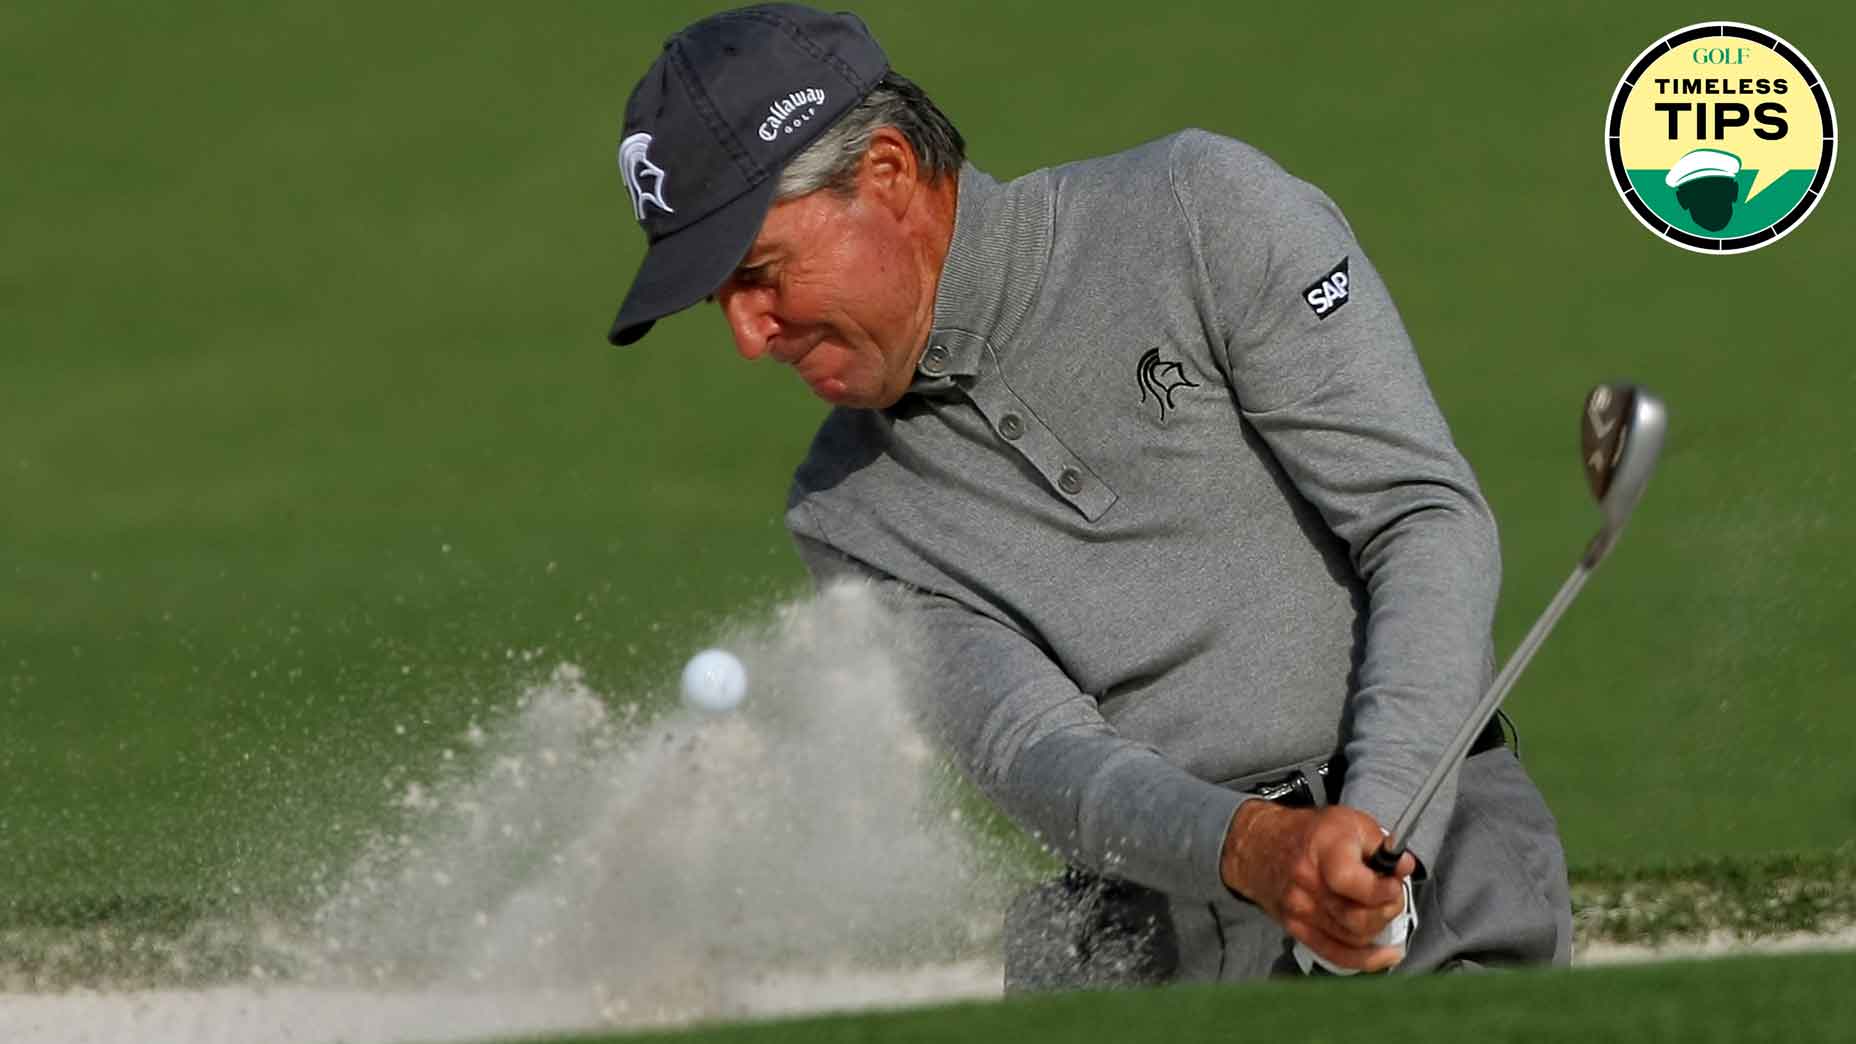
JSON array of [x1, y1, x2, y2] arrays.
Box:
[[860, 126, 920, 220]]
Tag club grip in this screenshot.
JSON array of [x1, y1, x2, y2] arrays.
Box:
[[1367, 841, 1403, 877]]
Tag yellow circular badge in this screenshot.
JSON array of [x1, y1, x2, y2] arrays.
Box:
[[1606, 22, 1836, 253]]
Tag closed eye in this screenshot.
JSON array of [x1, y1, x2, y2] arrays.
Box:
[[734, 264, 776, 287], [710, 258, 779, 304]]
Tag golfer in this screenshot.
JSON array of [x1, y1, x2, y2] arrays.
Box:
[[605, 3, 1573, 987]]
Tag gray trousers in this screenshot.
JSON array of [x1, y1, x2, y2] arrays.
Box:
[[1003, 748, 1573, 990]]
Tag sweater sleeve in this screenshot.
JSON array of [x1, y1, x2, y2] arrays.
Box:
[[1169, 129, 1502, 872], [790, 534, 1252, 904]]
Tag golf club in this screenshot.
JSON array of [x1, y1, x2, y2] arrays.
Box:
[[1295, 383, 1666, 976], [1365, 382, 1667, 876]]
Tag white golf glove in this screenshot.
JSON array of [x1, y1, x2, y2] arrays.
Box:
[[1292, 872, 1417, 976]]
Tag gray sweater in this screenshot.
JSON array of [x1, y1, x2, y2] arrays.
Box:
[[785, 129, 1500, 905]]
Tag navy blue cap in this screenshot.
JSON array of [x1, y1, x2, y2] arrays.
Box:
[[608, 4, 889, 346]]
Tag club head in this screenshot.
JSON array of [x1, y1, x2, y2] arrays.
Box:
[[1580, 384, 1667, 566]]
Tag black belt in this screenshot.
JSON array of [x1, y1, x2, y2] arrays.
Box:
[[1253, 714, 1511, 809]]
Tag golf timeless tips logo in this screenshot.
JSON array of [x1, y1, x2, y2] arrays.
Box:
[[1605, 22, 1836, 253]]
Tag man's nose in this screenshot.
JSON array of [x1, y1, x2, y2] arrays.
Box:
[[719, 286, 779, 361]]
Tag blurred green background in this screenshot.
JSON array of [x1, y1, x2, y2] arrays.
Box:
[[2, 1, 1850, 916]]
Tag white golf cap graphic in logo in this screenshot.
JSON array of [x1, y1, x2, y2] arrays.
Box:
[[619, 132, 674, 222], [1665, 149, 1742, 189]]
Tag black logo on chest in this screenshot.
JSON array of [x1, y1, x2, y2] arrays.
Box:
[[1136, 347, 1199, 423]]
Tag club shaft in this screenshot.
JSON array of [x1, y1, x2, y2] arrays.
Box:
[[1379, 561, 1593, 859]]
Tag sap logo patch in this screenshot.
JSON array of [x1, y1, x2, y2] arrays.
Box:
[[1302, 257, 1351, 320]]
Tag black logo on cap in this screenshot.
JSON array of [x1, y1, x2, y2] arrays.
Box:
[[1137, 347, 1199, 423]]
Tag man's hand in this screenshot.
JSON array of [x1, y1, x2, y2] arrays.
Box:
[[1220, 800, 1418, 973]]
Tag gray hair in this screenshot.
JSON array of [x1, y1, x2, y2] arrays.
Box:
[[774, 71, 965, 200]]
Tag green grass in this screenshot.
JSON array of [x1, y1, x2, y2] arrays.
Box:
[[2, 0, 1853, 936], [527, 952, 1856, 1044], [1572, 846, 1856, 944]]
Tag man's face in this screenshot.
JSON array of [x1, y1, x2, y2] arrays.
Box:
[[714, 177, 934, 409]]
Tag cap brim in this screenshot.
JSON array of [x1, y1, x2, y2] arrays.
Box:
[[608, 176, 780, 346]]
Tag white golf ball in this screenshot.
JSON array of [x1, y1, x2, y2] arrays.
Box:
[[680, 648, 747, 713]]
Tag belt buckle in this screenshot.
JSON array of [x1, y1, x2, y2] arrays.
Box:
[[1254, 760, 1338, 807], [1255, 767, 1315, 805]]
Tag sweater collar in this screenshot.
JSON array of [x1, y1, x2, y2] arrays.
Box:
[[905, 162, 1052, 397]]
